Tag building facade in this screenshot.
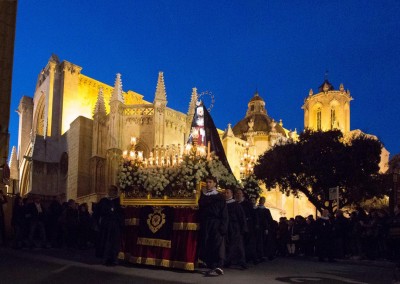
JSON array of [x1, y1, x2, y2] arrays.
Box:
[[303, 79, 389, 173], [15, 55, 193, 205], [13, 56, 388, 218]]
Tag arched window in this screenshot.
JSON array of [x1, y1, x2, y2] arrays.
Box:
[[316, 108, 322, 130], [35, 95, 46, 136], [32, 92, 46, 136], [331, 108, 336, 129]]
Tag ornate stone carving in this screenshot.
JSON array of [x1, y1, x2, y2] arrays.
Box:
[[126, 117, 152, 125], [248, 118, 254, 131], [156, 104, 166, 114], [124, 107, 154, 116], [270, 119, 277, 133]]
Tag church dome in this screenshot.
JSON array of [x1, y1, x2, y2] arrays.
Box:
[[232, 114, 286, 139], [232, 91, 287, 139]]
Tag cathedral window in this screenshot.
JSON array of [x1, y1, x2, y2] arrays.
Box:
[[35, 95, 46, 136], [331, 108, 336, 129], [316, 108, 322, 130], [250, 105, 255, 111]]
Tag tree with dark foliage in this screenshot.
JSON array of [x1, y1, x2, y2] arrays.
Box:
[[254, 129, 387, 213]]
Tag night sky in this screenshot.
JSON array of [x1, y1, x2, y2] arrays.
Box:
[[9, 0, 400, 159]]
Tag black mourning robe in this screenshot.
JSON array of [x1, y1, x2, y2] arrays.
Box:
[[188, 103, 233, 174], [315, 216, 334, 261], [238, 199, 258, 262], [256, 206, 274, 258], [95, 197, 124, 264], [225, 200, 247, 266], [198, 192, 229, 269]]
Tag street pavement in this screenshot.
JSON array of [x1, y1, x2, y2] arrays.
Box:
[[0, 246, 398, 284]]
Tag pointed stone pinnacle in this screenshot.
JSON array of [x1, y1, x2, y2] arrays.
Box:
[[154, 71, 167, 102], [110, 73, 124, 103], [94, 87, 107, 116]]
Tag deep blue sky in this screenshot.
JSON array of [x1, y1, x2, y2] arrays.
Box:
[[10, 0, 400, 158]]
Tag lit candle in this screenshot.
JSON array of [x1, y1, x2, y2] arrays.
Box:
[[149, 152, 154, 166], [185, 143, 192, 154]]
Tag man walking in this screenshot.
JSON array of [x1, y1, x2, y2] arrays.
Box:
[[224, 188, 247, 269], [198, 176, 229, 276]]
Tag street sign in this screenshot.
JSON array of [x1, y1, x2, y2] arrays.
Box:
[[329, 186, 340, 210]]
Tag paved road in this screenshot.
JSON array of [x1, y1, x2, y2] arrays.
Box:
[[0, 247, 397, 284]]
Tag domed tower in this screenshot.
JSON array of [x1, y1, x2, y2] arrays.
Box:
[[302, 79, 353, 133], [232, 91, 287, 154]]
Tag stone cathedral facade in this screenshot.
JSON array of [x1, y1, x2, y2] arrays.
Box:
[[12, 55, 387, 218]]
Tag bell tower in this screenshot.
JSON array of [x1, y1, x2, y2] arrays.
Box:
[[302, 79, 353, 134]]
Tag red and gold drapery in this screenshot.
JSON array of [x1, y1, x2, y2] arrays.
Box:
[[120, 206, 199, 271]]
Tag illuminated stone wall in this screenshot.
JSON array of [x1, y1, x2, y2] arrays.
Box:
[[16, 56, 387, 218], [17, 56, 191, 201], [302, 84, 352, 133]]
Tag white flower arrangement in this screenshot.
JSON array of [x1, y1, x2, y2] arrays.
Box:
[[241, 173, 262, 200], [118, 151, 239, 197]]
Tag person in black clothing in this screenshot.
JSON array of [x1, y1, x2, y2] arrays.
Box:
[[388, 206, 400, 262], [295, 215, 306, 256], [315, 209, 334, 262], [27, 196, 48, 248], [277, 217, 289, 257], [303, 215, 316, 257], [47, 196, 63, 248], [287, 218, 299, 256], [78, 202, 91, 249], [64, 199, 79, 248], [224, 188, 247, 269], [333, 210, 349, 259], [11, 195, 24, 249], [21, 197, 32, 247], [235, 188, 259, 264], [198, 176, 228, 276], [257, 197, 275, 260], [95, 185, 124, 266], [0, 190, 8, 245]]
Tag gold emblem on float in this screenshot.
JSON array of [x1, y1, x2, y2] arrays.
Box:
[[147, 207, 166, 233]]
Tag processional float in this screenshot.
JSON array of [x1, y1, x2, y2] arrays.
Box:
[[118, 101, 237, 270]]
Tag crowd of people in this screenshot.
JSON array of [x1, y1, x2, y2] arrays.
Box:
[[272, 206, 400, 262], [4, 180, 400, 274], [10, 195, 94, 250], [197, 176, 400, 276], [197, 176, 278, 276], [8, 185, 124, 266]]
